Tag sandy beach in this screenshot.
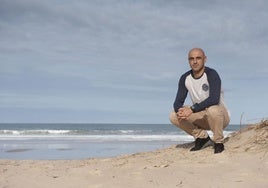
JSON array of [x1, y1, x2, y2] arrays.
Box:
[[1, 120, 267, 188]]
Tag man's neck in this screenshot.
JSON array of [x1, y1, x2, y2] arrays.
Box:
[[193, 68, 205, 78]]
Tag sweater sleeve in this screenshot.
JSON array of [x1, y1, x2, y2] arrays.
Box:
[[173, 73, 188, 112], [192, 68, 221, 112]]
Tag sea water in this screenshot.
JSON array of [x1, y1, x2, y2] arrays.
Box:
[[0, 123, 240, 160]]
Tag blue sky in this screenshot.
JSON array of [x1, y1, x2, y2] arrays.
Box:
[[0, 0, 267, 124]]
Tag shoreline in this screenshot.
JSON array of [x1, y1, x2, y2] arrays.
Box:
[[1, 121, 267, 188]]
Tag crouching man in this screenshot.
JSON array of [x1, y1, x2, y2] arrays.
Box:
[[169, 48, 230, 153]]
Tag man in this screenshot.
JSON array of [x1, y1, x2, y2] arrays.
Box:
[[169, 48, 230, 154]]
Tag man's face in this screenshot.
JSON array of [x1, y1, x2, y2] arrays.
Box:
[[188, 49, 206, 73]]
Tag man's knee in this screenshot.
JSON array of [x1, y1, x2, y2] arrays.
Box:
[[207, 105, 230, 128], [206, 105, 222, 117], [169, 111, 179, 125]]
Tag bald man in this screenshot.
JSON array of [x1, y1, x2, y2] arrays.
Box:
[[169, 48, 230, 154]]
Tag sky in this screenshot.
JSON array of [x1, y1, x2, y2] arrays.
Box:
[[0, 0, 268, 124]]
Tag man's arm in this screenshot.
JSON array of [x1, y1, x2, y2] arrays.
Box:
[[173, 74, 188, 113]]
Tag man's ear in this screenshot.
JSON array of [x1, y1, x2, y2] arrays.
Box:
[[204, 56, 207, 63]]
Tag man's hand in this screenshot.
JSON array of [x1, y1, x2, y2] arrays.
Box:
[[176, 106, 193, 120]]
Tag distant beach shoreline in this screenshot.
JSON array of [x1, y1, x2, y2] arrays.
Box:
[[0, 123, 239, 160]]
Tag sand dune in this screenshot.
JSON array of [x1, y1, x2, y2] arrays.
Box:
[[1, 120, 267, 188]]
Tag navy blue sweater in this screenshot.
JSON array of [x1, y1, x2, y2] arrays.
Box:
[[173, 67, 222, 113]]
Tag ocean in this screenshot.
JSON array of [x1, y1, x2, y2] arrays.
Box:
[[0, 123, 241, 160]]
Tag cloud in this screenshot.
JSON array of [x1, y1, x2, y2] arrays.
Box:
[[1, 0, 268, 123], [2, 0, 267, 63]]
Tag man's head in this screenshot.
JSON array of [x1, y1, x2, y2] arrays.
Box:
[[188, 48, 207, 77]]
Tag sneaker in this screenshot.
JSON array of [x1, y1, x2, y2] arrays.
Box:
[[214, 143, 224, 154], [190, 136, 211, 151]]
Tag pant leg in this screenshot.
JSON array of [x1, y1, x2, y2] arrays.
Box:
[[169, 111, 209, 139], [169, 105, 230, 141], [206, 105, 230, 143]]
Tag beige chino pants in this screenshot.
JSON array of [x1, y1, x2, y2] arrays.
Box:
[[169, 105, 230, 143]]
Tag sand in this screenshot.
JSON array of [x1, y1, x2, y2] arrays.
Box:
[[1, 120, 268, 188]]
